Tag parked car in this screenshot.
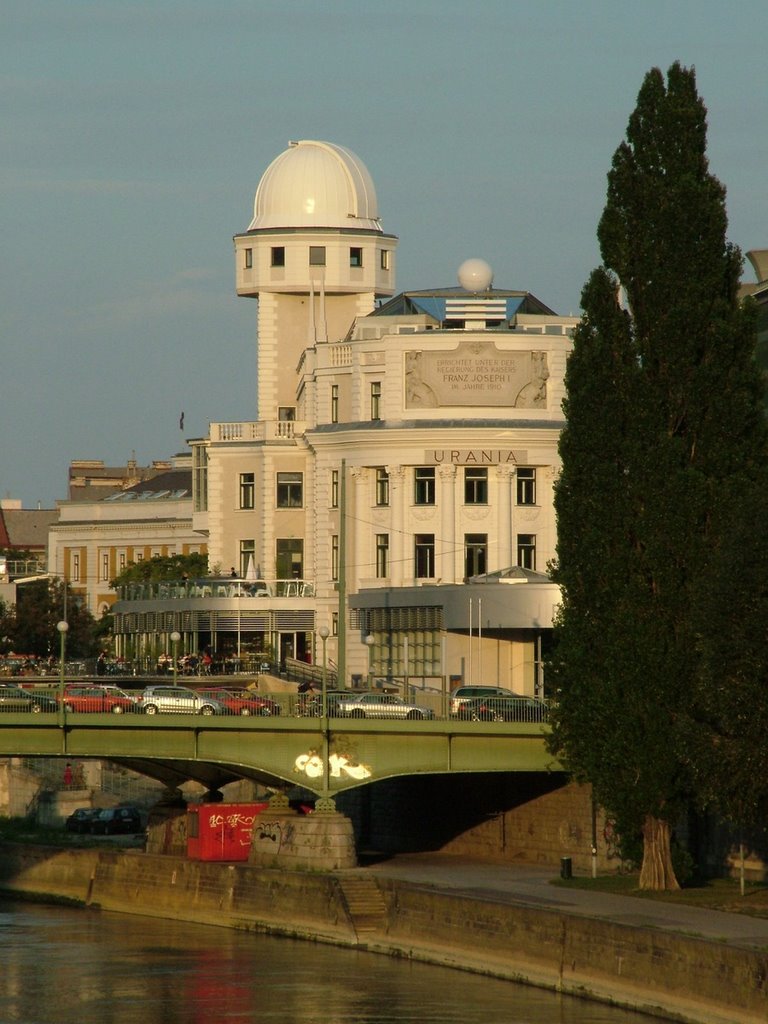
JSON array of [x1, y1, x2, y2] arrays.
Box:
[[61, 684, 138, 714], [140, 685, 224, 716], [65, 807, 100, 833], [449, 685, 518, 717], [0, 683, 58, 714], [457, 694, 548, 723], [197, 687, 281, 717], [90, 806, 143, 835], [296, 689, 357, 717], [335, 692, 435, 720]]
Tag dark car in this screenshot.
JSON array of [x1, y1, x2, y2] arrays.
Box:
[[0, 683, 58, 713], [197, 687, 281, 716], [296, 689, 357, 717], [457, 695, 548, 723], [90, 806, 143, 835], [449, 685, 518, 716], [65, 808, 100, 834]]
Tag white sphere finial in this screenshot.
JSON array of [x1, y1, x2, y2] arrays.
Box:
[[458, 258, 493, 293]]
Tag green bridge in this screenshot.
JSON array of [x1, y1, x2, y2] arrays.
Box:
[[0, 714, 559, 797]]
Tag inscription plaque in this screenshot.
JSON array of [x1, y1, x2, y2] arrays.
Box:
[[405, 341, 548, 409]]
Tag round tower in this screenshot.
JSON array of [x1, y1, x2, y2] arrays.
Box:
[[234, 140, 398, 419]]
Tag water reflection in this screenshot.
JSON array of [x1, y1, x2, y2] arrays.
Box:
[[0, 900, 663, 1023]]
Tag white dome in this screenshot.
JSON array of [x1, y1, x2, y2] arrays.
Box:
[[249, 140, 382, 231], [458, 258, 494, 292]]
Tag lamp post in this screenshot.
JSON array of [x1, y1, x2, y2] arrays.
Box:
[[365, 633, 375, 689], [319, 626, 330, 720], [318, 625, 331, 807], [56, 620, 68, 727], [170, 631, 181, 686]]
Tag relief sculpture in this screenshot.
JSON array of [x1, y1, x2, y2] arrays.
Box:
[[514, 351, 549, 408]]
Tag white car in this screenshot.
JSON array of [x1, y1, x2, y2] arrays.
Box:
[[140, 685, 224, 716], [335, 692, 434, 720]]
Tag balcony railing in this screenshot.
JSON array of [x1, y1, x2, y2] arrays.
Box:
[[212, 420, 305, 443], [116, 577, 315, 602]]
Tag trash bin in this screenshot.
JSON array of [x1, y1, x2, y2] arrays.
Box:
[[560, 856, 573, 880]]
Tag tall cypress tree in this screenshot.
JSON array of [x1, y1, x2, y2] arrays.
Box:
[[548, 63, 768, 889]]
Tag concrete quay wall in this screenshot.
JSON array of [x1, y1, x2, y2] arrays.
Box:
[[0, 844, 765, 1024]]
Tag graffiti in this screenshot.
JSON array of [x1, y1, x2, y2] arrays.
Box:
[[255, 820, 281, 844], [207, 812, 257, 829], [253, 818, 295, 853], [294, 750, 372, 781]]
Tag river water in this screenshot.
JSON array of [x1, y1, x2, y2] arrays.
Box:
[[0, 899, 665, 1024]]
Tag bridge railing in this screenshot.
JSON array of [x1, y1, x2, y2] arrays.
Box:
[[0, 686, 549, 723]]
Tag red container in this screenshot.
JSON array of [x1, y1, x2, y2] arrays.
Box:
[[187, 801, 268, 861]]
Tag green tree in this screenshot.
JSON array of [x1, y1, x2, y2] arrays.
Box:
[[110, 552, 208, 588], [548, 63, 768, 889], [0, 598, 14, 654], [684, 474, 768, 854], [13, 579, 98, 659]]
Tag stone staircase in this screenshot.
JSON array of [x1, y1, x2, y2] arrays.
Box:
[[336, 875, 388, 935]]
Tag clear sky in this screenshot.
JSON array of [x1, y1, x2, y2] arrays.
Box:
[[2, 0, 767, 508]]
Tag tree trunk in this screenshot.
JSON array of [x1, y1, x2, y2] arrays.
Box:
[[638, 815, 680, 890]]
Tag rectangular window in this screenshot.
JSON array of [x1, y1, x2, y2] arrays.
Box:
[[517, 467, 536, 505], [119, 552, 126, 572], [331, 469, 339, 509], [376, 534, 389, 578], [465, 534, 487, 579], [278, 406, 295, 421], [414, 467, 435, 505], [332, 611, 339, 636], [349, 246, 363, 267], [331, 535, 339, 581], [276, 538, 303, 580], [276, 471, 303, 508], [244, 247, 253, 269], [72, 553, 80, 582], [271, 246, 285, 267], [239, 538, 255, 577], [239, 472, 255, 510], [101, 553, 109, 582], [309, 245, 326, 266], [414, 534, 435, 578], [464, 467, 488, 504], [375, 467, 389, 506], [331, 384, 339, 423], [380, 250, 390, 270], [517, 534, 536, 570], [193, 443, 208, 513], [370, 380, 382, 420]]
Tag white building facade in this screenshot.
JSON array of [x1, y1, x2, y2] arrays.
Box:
[[115, 140, 574, 691]]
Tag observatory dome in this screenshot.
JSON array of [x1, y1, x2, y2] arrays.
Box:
[[249, 140, 382, 231]]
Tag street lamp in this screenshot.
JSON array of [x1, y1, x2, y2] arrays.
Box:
[[170, 631, 181, 686], [365, 633, 375, 689], [56, 620, 68, 726], [318, 625, 331, 807], [318, 626, 330, 718]]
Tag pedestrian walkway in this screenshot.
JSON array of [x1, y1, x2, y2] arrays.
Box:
[[354, 853, 768, 950]]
